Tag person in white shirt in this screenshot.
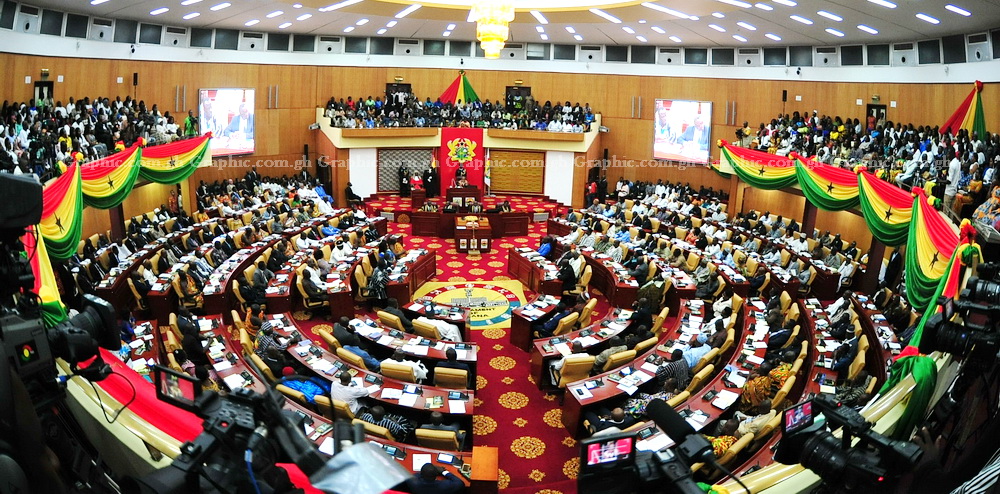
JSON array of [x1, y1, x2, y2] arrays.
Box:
[[944, 152, 962, 210], [383, 350, 428, 382], [579, 230, 596, 249], [329, 372, 369, 414], [330, 237, 353, 263], [632, 203, 648, 216], [549, 341, 587, 384], [303, 259, 327, 291], [415, 316, 462, 342], [569, 251, 585, 278]]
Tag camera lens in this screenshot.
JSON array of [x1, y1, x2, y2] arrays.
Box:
[[966, 278, 1000, 305], [800, 431, 847, 480]]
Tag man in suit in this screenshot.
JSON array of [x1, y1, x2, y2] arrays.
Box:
[[566, 208, 580, 224], [533, 302, 572, 338], [185, 233, 200, 252], [406, 464, 464, 494], [252, 261, 274, 289], [435, 348, 470, 379], [584, 407, 639, 435], [419, 411, 466, 447], [332, 316, 363, 349], [383, 298, 414, 333], [629, 255, 649, 285], [345, 182, 362, 203], [223, 104, 254, 137]]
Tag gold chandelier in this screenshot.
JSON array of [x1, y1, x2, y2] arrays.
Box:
[[470, 1, 515, 59]]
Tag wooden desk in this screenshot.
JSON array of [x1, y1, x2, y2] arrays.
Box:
[[528, 308, 630, 388], [411, 189, 426, 208], [454, 217, 491, 253], [445, 187, 482, 206], [349, 318, 478, 383], [386, 249, 438, 303], [411, 211, 451, 237], [509, 294, 561, 353], [402, 298, 471, 341], [506, 248, 562, 300], [551, 243, 639, 309]]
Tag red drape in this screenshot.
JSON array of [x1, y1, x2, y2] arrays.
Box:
[[80, 143, 141, 180], [41, 163, 78, 217], [438, 128, 485, 189], [914, 189, 960, 253]]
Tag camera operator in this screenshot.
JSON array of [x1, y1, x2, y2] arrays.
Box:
[[903, 425, 1000, 494]]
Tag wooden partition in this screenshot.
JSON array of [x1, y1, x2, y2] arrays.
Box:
[[487, 150, 545, 194]]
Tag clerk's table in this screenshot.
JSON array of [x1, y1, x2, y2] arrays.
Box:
[[454, 217, 492, 253]]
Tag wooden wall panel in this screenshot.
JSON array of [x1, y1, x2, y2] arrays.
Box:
[[122, 182, 175, 221], [82, 206, 112, 239], [741, 188, 806, 222], [488, 150, 545, 194], [815, 208, 874, 252]]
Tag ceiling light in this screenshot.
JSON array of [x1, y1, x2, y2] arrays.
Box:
[[565, 26, 576, 33], [651, 26, 665, 34], [355, 18, 368, 25], [765, 32, 781, 40], [180, 0, 201, 5], [817, 10, 842, 21], [825, 28, 844, 36], [149, 7, 168, 15], [278, 22, 292, 29], [736, 21, 757, 30], [915, 13, 940, 24], [470, 2, 515, 59], [343, 26, 355, 32], [688, 16, 699, 20], [298, 14, 313, 21], [443, 22, 454, 30], [636, 35, 648, 42], [718, 0, 751, 7], [669, 35, 682, 42], [377, 28, 387, 34], [772, 0, 796, 5], [709, 23, 726, 32], [293, 3, 302, 8], [90, 0, 110, 4], [209, 2, 229, 11], [319, 0, 362, 12], [733, 34, 747, 42], [857, 24, 878, 34], [790, 14, 813, 24], [640, 3, 691, 19], [540, 33, 548, 40], [244, 19, 259, 26], [266, 10, 283, 18], [530, 10, 548, 24], [386, 20, 397, 27], [622, 26, 635, 34], [945, 4, 971, 16], [442, 30, 451, 36], [183, 12, 200, 19], [638, 19, 646, 23], [712, 12, 725, 18], [754, 3, 773, 11], [535, 25, 544, 33], [394, 4, 421, 18], [590, 8, 622, 23], [867, 0, 896, 8], [573, 34, 583, 41]]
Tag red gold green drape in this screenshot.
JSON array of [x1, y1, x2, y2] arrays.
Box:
[[905, 189, 960, 312], [856, 170, 913, 246], [942, 80, 987, 138], [81, 143, 142, 209], [139, 134, 211, 184], [791, 153, 860, 211], [714, 140, 797, 189], [22, 225, 68, 326], [40, 163, 84, 260], [439, 70, 481, 105]]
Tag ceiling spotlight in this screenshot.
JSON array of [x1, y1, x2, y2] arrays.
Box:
[[754, 3, 773, 11], [736, 21, 757, 30], [209, 2, 229, 11], [244, 19, 259, 26], [915, 13, 940, 24], [717, 0, 751, 7], [530, 10, 548, 24], [669, 35, 682, 42], [709, 23, 726, 32], [180, 0, 201, 5], [343, 26, 355, 32], [867, 0, 896, 8], [651, 26, 665, 34], [573, 34, 583, 41], [945, 4, 971, 16], [817, 10, 842, 21], [540, 33, 548, 40], [772, 0, 796, 5], [377, 28, 387, 34], [622, 26, 635, 34], [640, 3, 692, 19], [565, 26, 576, 33], [149, 7, 168, 15], [535, 25, 544, 33], [442, 30, 451, 36], [712, 12, 725, 18], [825, 28, 844, 36], [386, 20, 398, 27], [765, 33, 782, 41], [636, 35, 648, 42], [266, 10, 283, 18], [293, 3, 302, 8], [355, 18, 368, 25], [278, 22, 292, 28], [790, 14, 813, 24], [733, 34, 748, 42], [590, 8, 622, 23], [320, 0, 363, 12], [297, 13, 313, 21], [182, 12, 200, 19], [394, 4, 421, 19], [857, 24, 878, 35]]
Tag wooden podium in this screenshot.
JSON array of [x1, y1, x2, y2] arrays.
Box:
[[446, 186, 483, 206], [455, 216, 491, 254]]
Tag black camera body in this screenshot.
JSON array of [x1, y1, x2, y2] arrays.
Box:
[[775, 394, 922, 492], [919, 268, 1000, 367]]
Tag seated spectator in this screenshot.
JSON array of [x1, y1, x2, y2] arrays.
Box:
[[383, 298, 414, 333], [357, 405, 415, 443], [419, 411, 466, 447], [623, 377, 680, 418], [329, 372, 369, 415], [739, 362, 774, 413], [682, 334, 711, 369], [549, 340, 587, 384], [435, 348, 470, 384], [532, 302, 571, 339], [592, 336, 628, 374], [704, 419, 740, 457], [584, 407, 639, 436], [836, 371, 874, 408], [733, 399, 777, 438], [383, 350, 428, 382], [656, 349, 691, 390]]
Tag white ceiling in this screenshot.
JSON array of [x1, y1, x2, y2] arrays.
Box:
[[33, 0, 1000, 47]]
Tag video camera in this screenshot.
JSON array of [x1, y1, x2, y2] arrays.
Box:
[[775, 394, 922, 492], [919, 262, 1000, 367]]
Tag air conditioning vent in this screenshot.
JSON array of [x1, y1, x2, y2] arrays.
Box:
[[319, 36, 341, 43], [738, 48, 759, 55], [816, 46, 837, 54], [893, 43, 913, 51], [92, 17, 112, 27], [969, 33, 988, 44], [166, 26, 185, 35], [18, 5, 39, 16], [580, 45, 602, 51], [242, 32, 263, 39], [506, 43, 523, 49], [658, 48, 680, 54], [398, 38, 418, 45]]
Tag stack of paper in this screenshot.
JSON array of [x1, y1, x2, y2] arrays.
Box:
[[711, 390, 740, 409]]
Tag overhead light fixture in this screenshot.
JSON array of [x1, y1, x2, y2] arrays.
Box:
[[319, 0, 363, 12], [733, 34, 748, 42], [180, 0, 201, 5], [355, 18, 368, 25], [565, 26, 576, 33], [535, 25, 544, 33], [717, 0, 752, 8], [669, 35, 682, 42], [530, 10, 548, 24], [857, 24, 878, 34], [636, 35, 648, 42], [651, 26, 665, 34], [736, 21, 756, 30], [915, 13, 940, 24], [394, 4, 421, 19], [90, 0, 110, 4], [442, 30, 451, 36], [377, 28, 387, 34], [446, 23, 456, 30], [772, 0, 796, 5], [622, 26, 635, 34], [150, 7, 168, 15], [298, 13, 313, 21], [638, 19, 646, 23], [590, 8, 622, 23], [244, 19, 259, 26], [817, 10, 842, 21], [573, 34, 583, 41], [867, 0, 896, 8], [825, 28, 844, 36], [712, 12, 725, 18], [386, 20, 397, 27], [765, 32, 781, 40], [278, 22, 292, 29], [641, 3, 691, 19], [183, 12, 200, 19], [540, 33, 548, 40], [293, 3, 303, 8], [209, 2, 229, 11], [754, 3, 773, 11], [266, 10, 283, 18], [790, 14, 813, 24], [689, 16, 699, 20], [470, 1, 514, 59], [343, 26, 355, 32], [709, 23, 726, 32], [945, 4, 971, 16]]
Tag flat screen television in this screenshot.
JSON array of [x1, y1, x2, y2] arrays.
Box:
[[199, 88, 255, 156], [652, 99, 713, 164]]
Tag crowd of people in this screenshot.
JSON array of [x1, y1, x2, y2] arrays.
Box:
[[324, 93, 595, 132]]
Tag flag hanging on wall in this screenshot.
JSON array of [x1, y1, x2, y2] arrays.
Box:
[[439, 70, 480, 105], [941, 80, 986, 137], [438, 127, 485, 189]]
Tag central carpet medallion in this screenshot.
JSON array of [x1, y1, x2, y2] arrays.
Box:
[[413, 281, 526, 330]]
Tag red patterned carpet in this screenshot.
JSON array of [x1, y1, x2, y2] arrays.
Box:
[[296, 194, 615, 493]]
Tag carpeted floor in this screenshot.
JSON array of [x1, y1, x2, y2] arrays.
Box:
[[298, 194, 616, 493]]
